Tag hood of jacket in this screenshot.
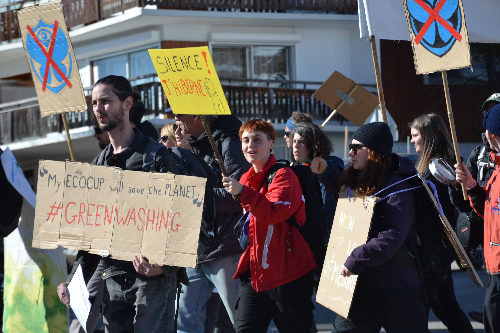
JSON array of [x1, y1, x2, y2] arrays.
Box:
[[137, 120, 159, 141], [387, 153, 417, 179], [188, 115, 242, 150]]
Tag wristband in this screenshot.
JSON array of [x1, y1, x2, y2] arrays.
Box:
[[466, 179, 477, 190]]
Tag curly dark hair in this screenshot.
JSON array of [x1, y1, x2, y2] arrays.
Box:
[[341, 149, 391, 198], [290, 111, 314, 125], [292, 122, 333, 160]]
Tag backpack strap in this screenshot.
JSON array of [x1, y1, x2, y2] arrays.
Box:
[[264, 163, 299, 228], [142, 141, 163, 172], [97, 149, 107, 166]]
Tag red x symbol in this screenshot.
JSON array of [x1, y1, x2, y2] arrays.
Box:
[[413, 0, 463, 45], [27, 20, 72, 92]]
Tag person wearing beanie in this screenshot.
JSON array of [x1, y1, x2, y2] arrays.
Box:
[[310, 122, 428, 332], [457, 104, 500, 332]]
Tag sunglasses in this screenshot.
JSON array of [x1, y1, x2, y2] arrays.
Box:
[[349, 144, 366, 155], [160, 136, 170, 143], [284, 131, 292, 137], [94, 127, 103, 135]]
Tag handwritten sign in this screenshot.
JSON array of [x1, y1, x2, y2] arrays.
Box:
[[149, 47, 231, 115], [32, 160, 206, 268], [403, 0, 471, 74], [316, 193, 375, 319], [17, 1, 87, 117]]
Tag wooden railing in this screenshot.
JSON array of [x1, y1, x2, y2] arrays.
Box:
[[0, 0, 357, 42], [0, 76, 374, 145]]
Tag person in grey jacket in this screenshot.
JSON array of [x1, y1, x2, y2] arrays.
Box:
[[57, 75, 182, 333], [174, 113, 250, 333]]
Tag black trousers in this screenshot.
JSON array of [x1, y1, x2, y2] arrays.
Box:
[[484, 271, 499, 333], [331, 285, 428, 333], [233, 271, 314, 333], [430, 268, 474, 333]]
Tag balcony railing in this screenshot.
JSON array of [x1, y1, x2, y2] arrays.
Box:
[[0, 0, 358, 43], [0, 76, 375, 145]]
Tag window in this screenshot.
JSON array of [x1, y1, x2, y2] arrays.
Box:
[[95, 48, 158, 81], [212, 46, 292, 86], [425, 43, 500, 85]]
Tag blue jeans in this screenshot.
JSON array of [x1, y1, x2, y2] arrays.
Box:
[[177, 254, 241, 333], [102, 271, 177, 333]]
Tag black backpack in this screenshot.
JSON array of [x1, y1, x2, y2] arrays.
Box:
[[265, 162, 326, 261]]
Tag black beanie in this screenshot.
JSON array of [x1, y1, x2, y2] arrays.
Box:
[[352, 122, 393, 156]]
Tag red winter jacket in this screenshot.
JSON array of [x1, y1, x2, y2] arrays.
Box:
[[469, 152, 500, 274], [233, 155, 316, 292]]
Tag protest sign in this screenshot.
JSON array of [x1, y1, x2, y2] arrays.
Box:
[[403, 0, 471, 75], [17, 1, 87, 117], [149, 47, 231, 115], [314, 71, 380, 127], [32, 161, 206, 268], [317, 193, 375, 319]]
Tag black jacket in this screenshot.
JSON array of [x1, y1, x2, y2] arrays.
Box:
[[188, 115, 250, 263], [68, 130, 181, 284], [137, 120, 159, 141]]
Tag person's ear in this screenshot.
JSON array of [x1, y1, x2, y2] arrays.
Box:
[[269, 140, 274, 151], [124, 96, 134, 112]]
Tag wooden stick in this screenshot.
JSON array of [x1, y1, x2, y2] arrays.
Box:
[[370, 35, 388, 124], [441, 71, 467, 200], [320, 85, 359, 128], [61, 113, 75, 161]]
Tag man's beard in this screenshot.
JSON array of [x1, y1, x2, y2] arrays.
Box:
[[99, 104, 125, 132]]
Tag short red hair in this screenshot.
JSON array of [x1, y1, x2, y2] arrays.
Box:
[[239, 119, 275, 142]]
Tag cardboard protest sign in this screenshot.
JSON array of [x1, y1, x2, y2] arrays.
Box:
[[316, 193, 375, 319], [149, 47, 231, 115], [403, 0, 471, 74], [313, 71, 380, 127], [17, 1, 87, 117], [32, 161, 206, 268]]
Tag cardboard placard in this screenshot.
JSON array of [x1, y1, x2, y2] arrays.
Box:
[[17, 1, 87, 117], [32, 160, 206, 268], [313, 71, 380, 126], [149, 47, 231, 115], [316, 193, 375, 319], [403, 0, 471, 74]]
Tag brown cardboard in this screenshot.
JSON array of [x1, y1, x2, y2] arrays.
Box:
[[110, 170, 150, 261], [316, 193, 376, 319], [17, 1, 87, 117], [140, 173, 176, 265], [32, 161, 206, 268], [58, 162, 89, 250], [85, 165, 122, 256], [164, 175, 207, 268], [32, 160, 65, 249], [403, 0, 471, 75], [313, 71, 380, 126]]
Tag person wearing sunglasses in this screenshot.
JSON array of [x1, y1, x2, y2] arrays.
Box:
[[311, 122, 428, 333], [159, 123, 177, 148]]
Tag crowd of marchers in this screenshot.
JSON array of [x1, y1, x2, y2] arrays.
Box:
[[6, 75, 492, 333]]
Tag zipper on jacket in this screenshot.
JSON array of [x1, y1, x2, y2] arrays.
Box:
[[490, 242, 500, 248]]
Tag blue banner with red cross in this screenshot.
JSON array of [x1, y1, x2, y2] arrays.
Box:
[[403, 0, 471, 74], [17, 1, 86, 117]]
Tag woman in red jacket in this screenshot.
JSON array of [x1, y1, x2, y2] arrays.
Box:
[[223, 119, 316, 333]]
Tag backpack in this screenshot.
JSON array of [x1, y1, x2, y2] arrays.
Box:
[[265, 162, 326, 261]]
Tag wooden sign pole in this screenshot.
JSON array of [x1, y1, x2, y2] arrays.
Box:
[[61, 113, 75, 161], [370, 36, 388, 124], [321, 85, 359, 128], [199, 115, 238, 200], [441, 71, 467, 200]]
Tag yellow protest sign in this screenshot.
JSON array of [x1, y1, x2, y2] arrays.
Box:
[[149, 47, 231, 115]]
